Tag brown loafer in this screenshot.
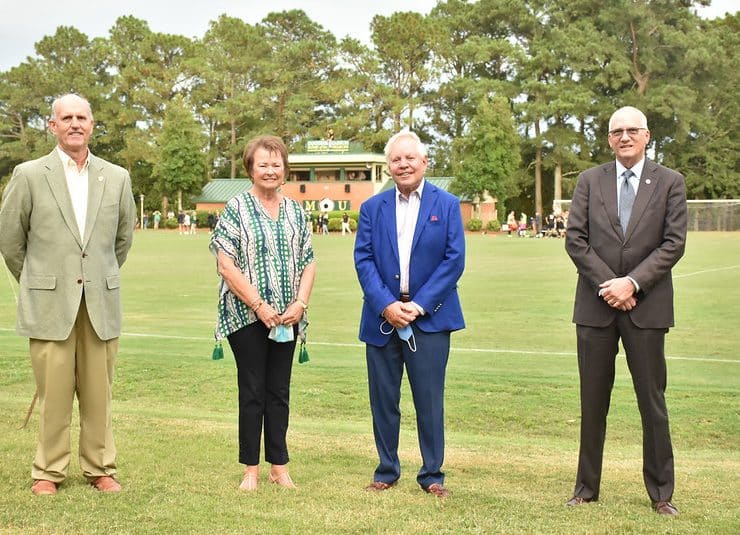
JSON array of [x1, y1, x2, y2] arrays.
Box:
[[91, 476, 121, 493], [654, 501, 679, 516], [31, 479, 57, 496], [423, 483, 450, 498], [565, 496, 593, 506], [365, 480, 397, 491]]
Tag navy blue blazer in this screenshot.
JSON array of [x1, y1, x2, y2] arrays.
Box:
[[354, 180, 465, 346]]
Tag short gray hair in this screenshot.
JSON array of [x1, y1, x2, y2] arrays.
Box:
[[384, 130, 427, 163], [50, 93, 94, 121], [608, 106, 647, 131]]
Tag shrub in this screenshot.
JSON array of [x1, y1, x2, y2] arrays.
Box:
[[164, 217, 179, 229], [486, 219, 502, 232], [467, 218, 483, 231]]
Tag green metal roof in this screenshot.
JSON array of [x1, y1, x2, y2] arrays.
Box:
[[194, 179, 252, 203], [379, 177, 454, 193]]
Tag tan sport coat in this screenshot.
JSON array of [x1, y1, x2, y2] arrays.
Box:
[[0, 149, 136, 340], [565, 159, 687, 329]]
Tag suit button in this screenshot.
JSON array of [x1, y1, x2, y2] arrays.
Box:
[[77, 279, 83, 284], [394, 274, 400, 280], [82, 253, 87, 258]]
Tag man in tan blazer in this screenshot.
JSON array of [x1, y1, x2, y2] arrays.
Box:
[[564, 106, 687, 515], [0, 94, 136, 495]]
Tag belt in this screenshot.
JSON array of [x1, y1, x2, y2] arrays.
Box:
[[399, 293, 411, 303]]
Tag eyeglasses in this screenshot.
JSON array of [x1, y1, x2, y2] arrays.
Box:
[[608, 127, 647, 138]]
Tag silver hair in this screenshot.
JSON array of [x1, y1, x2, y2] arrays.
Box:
[[50, 93, 94, 121], [608, 106, 647, 131], [384, 130, 427, 163]]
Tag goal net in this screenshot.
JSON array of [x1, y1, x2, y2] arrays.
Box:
[[553, 199, 740, 231]]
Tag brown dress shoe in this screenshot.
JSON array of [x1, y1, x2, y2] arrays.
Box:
[[91, 476, 122, 493], [565, 496, 593, 506], [654, 501, 679, 516], [31, 480, 57, 496], [423, 483, 450, 498], [365, 480, 397, 491]]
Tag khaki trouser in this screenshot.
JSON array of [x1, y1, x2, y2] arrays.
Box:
[[29, 297, 118, 482]]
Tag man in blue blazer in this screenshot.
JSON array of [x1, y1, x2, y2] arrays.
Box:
[[354, 131, 465, 498]]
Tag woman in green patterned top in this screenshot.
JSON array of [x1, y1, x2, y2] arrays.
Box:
[[211, 135, 315, 491]]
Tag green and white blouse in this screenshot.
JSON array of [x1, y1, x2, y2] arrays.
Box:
[[210, 192, 314, 340]]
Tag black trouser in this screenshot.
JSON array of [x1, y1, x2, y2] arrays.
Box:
[[227, 322, 296, 465], [574, 313, 674, 503]]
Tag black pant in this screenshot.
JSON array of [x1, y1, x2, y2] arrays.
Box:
[[227, 322, 296, 466], [574, 313, 674, 502]]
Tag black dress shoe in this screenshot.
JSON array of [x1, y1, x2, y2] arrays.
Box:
[[654, 501, 679, 516], [565, 496, 593, 506]]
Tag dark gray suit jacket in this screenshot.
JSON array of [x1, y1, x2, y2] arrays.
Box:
[[565, 159, 687, 329]]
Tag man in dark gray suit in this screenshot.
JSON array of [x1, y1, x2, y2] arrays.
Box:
[[564, 106, 687, 516], [0, 94, 136, 495]]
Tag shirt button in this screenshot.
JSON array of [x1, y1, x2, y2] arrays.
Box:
[[77, 279, 83, 284]]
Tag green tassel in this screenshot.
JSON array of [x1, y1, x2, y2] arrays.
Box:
[[212, 342, 224, 360], [298, 343, 309, 364]]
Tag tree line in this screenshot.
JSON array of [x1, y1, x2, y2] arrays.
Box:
[[0, 0, 737, 216]]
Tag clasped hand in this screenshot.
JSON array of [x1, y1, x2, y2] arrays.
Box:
[[599, 277, 637, 311], [382, 301, 420, 328], [257, 301, 304, 329]]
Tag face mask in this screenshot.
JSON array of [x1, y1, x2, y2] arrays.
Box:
[[380, 321, 417, 353], [268, 324, 294, 343]]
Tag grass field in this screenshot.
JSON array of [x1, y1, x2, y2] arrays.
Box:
[[0, 230, 738, 534]]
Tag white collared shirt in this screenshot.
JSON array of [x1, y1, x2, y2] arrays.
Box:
[[57, 146, 89, 239], [396, 179, 424, 295]]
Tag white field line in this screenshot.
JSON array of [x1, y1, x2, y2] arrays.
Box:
[[0, 328, 735, 363], [674, 265, 740, 279]]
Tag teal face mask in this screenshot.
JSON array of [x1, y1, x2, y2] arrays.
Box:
[[268, 324, 294, 343], [380, 321, 417, 353]]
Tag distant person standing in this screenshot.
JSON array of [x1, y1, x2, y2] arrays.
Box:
[[564, 106, 687, 515], [190, 210, 197, 235], [506, 211, 516, 237], [341, 212, 352, 236], [153, 210, 161, 229], [0, 93, 136, 495], [177, 211, 185, 234]]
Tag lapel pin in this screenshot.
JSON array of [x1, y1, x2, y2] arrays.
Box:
[[645, 179, 651, 185], [430, 215, 438, 221]]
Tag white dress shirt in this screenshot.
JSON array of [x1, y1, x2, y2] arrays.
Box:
[[615, 157, 645, 292], [57, 146, 89, 239], [396, 179, 425, 314]]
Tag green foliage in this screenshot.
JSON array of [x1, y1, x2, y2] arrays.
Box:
[[466, 218, 483, 231], [0, 3, 737, 209], [152, 96, 207, 199], [486, 219, 501, 232], [452, 96, 521, 206]]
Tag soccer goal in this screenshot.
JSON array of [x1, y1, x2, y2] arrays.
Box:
[[553, 199, 739, 231]]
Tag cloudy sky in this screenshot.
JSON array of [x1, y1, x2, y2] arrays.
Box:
[[0, 0, 735, 71]]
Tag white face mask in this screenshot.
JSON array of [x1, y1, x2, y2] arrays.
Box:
[[268, 324, 294, 343], [380, 321, 417, 353]]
